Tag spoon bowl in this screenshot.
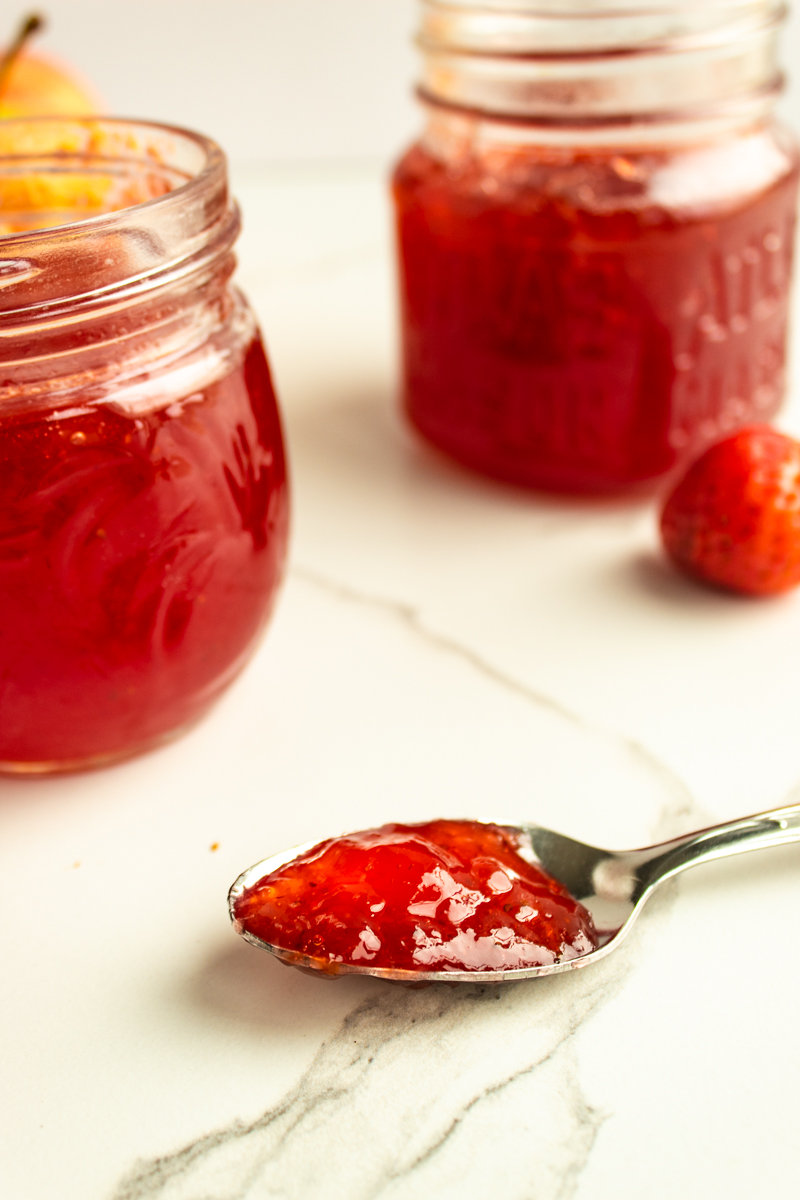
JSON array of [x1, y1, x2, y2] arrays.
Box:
[[229, 805, 800, 984]]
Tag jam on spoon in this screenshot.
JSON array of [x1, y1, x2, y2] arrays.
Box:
[[233, 806, 800, 985], [231, 819, 598, 975]]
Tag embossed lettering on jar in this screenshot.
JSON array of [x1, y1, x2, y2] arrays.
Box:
[[0, 119, 289, 771], [393, 1, 800, 492]]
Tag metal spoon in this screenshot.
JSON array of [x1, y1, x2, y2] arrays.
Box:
[[228, 805, 800, 984]]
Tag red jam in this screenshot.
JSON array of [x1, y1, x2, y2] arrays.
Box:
[[234, 819, 597, 974], [0, 336, 288, 767], [393, 137, 800, 492]]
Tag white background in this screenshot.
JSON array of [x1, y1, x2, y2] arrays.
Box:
[[29, 0, 419, 165], [25, 0, 800, 166]]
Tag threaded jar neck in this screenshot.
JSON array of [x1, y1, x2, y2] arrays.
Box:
[[0, 117, 238, 330], [417, 0, 788, 126], [0, 118, 249, 419]]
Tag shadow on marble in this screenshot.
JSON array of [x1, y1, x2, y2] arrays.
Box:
[[187, 937, 376, 1032], [626, 549, 776, 612], [286, 385, 655, 523], [0, 746, 165, 808]]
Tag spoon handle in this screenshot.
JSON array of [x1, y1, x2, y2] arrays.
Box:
[[631, 804, 800, 902]]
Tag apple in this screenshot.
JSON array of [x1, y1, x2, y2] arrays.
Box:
[[0, 13, 101, 118], [0, 15, 109, 233]]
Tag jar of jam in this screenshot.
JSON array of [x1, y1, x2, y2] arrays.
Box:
[[0, 118, 289, 772], [393, 1, 800, 492]]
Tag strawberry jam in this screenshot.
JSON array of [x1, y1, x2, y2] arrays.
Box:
[[0, 118, 289, 770], [0, 336, 288, 768], [233, 819, 597, 974], [393, 128, 799, 493]]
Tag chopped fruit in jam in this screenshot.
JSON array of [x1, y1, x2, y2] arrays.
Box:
[[392, 135, 799, 493], [233, 819, 598, 974], [660, 425, 800, 596]]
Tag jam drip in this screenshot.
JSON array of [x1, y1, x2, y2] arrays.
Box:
[[234, 819, 598, 974]]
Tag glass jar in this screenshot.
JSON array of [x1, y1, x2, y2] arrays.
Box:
[[0, 118, 289, 772], [393, 1, 800, 492]]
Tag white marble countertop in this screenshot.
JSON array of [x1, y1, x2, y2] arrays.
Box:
[[3, 164, 800, 1200]]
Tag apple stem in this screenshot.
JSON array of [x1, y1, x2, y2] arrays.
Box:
[[0, 12, 46, 105]]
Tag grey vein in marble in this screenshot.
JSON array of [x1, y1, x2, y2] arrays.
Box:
[[111, 567, 705, 1200], [292, 564, 699, 842], [113, 897, 672, 1200]]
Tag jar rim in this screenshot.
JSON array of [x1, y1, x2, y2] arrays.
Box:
[[0, 116, 237, 324], [425, 0, 780, 13], [419, 0, 787, 57], [416, 0, 788, 119]]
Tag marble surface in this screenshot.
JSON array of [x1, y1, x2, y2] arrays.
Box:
[[3, 166, 800, 1200]]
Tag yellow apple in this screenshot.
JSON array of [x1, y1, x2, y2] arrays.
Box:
[[0, 14, 102, 118], [0, 15, 109, 231]]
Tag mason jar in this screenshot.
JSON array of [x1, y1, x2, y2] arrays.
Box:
[[393, 0, 800, 492], [0, 118, 289, 771]]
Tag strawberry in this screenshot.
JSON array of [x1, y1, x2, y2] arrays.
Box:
[[660, 426, 800, 597]]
